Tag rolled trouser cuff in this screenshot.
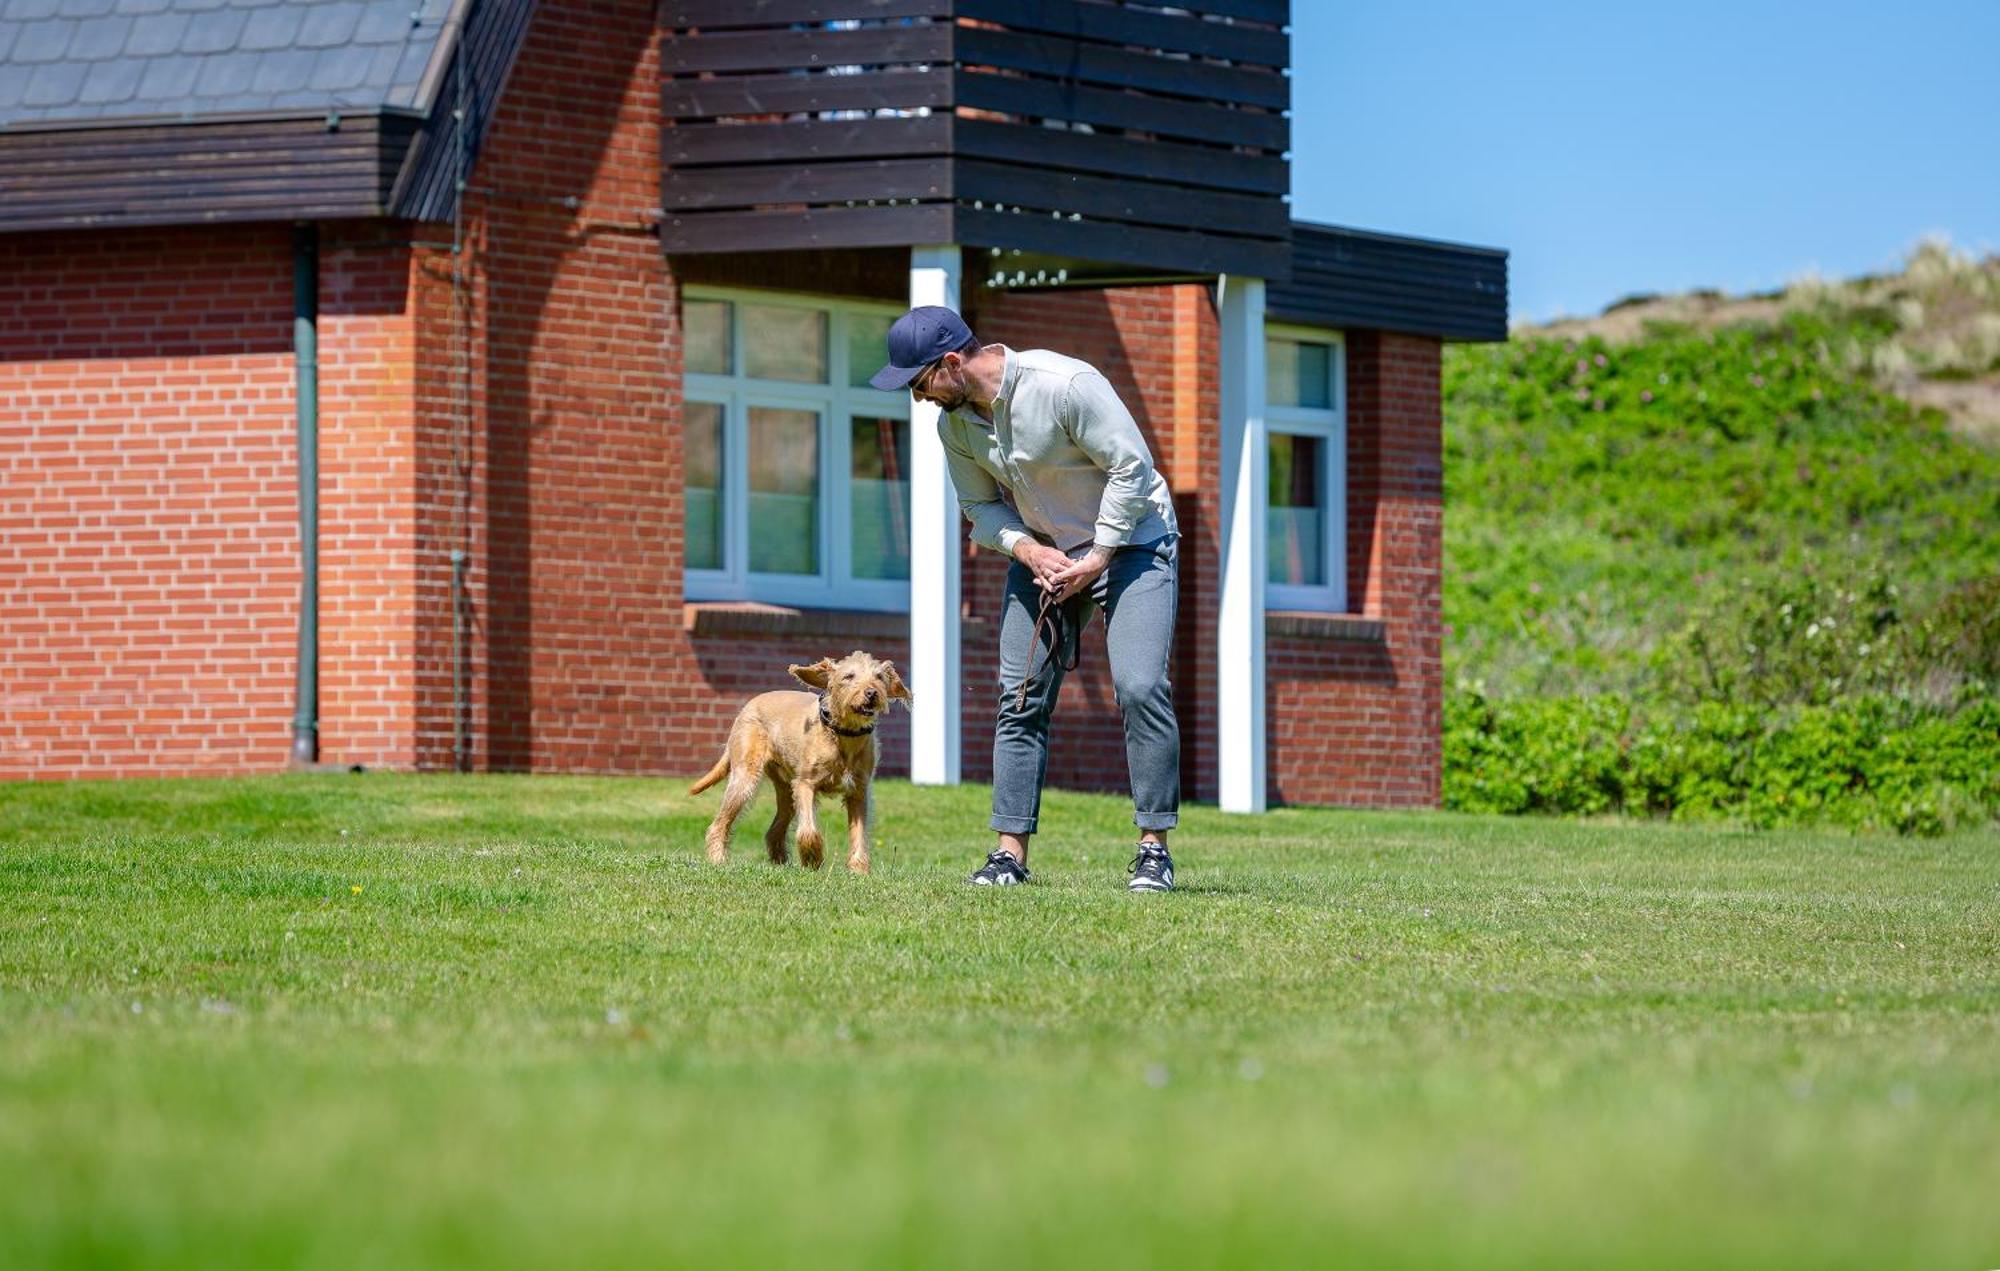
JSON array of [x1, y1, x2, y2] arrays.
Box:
[[988, 813, 1039, 835], [1134, 811, 1179, 832]]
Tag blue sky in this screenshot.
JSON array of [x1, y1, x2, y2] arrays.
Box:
[[1289, 2, 2000, 323]]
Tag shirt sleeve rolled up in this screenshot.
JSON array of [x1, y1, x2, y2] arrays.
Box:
[[1064, 370, 1162, 550]]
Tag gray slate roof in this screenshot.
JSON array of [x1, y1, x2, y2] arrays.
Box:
[[0, 0, 457, 129]]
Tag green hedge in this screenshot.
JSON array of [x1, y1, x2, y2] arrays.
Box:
[[1443, 690, 2000, 836]]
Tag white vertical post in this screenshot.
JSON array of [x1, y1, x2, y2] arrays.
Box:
[[1217, 275, 1267, 813], [908, 244, 962, 785]]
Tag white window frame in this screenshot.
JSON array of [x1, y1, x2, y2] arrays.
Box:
[[1264, 324, 1347, 613], [683, 287, 913, 613]]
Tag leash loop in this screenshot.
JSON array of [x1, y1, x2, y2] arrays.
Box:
[[1014, 584, 1083, 713]]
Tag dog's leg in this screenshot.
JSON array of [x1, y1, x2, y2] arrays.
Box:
[[765, 779, 795, 865], [705, 766, 761, 865], [792, 780, 825, 870], [843, 783, 871, 875]]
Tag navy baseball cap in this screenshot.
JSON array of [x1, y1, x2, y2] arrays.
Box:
[[869, 305, 975, 391]]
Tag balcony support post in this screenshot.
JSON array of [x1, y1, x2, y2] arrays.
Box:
[[908, 244, 962, 785], [1217, 274, 1268, 812]]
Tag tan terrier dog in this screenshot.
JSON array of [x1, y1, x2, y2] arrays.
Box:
[[690, 650, 911, 873]]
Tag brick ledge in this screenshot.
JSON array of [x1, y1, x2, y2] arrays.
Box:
[[1265, 611, 1387, 642]]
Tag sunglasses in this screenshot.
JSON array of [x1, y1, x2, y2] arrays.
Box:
[[910, 355, 951, 396]]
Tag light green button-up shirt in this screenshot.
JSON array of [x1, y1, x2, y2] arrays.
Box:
[[937, 346, 1178, 557]]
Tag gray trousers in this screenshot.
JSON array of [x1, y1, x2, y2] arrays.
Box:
[[990, 533, 1181, 836]]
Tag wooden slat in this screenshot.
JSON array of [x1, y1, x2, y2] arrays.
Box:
[[659, 153, 1288, 237], [662, 113, 952, 165], [662, 0, 951, 27], [660, 201, 953, 252], [954, 158, 1289, 236], [958, 0, 1287, 66], [662, 68, 953, 119], [671, 246, 914, 301], [660, 22, 950, 72], [1170, 0, 1288, 22], [0, 138, 383, 183], [660, 0, 1286, 26], [956, 203, 1287, 277], [954, 26, 1286, 108], [5, 184, 386, 221], [954, 66, 1284, 150], [955, 116, 1284, 194], [662, 157, 951, 209], [1, 198, 385, 234], [0, 172, 386, 208]]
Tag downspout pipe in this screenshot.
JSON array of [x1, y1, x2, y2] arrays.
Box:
[[290, 223, 320, 767]]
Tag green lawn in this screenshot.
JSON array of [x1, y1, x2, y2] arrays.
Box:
[[2, 774, 1996, 1269]]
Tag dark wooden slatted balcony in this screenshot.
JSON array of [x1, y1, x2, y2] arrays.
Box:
[[659, 1, 1291, 284]]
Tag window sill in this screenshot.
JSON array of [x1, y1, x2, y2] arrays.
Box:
[[1265, 611, 1386, 643], [685, 602, 911, 640]]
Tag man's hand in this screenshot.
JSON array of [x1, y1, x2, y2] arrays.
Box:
[[1011, 539, 1071, 593], [1044, 546, 1112, 603]]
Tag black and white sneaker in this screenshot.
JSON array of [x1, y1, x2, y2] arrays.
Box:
[[1128, 844, 1174, 893], [968, 850, 1031, 887]]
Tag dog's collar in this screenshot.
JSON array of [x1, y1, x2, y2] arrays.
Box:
[[818, 697, 875, 738]]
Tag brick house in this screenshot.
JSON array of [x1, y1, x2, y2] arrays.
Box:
[[0, 0, 1507, 811]]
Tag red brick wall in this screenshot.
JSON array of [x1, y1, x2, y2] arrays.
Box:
[[318, 227, 427, 771], [0, 228, 301, 777], [0, 224, 437, 778], [1266, 331, 1443, 807], [420, 0, 686, 774]]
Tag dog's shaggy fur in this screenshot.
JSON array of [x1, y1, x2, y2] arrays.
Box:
[[690, 650, 912, 873]]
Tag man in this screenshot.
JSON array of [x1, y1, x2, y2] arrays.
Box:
[[870, 305, 1181, 893]]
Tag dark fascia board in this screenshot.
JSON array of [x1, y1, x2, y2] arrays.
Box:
[[0, 0, 534, 235], [0, 112, 421, 236], [1269, 219, 1510, 342], [390, 0, 539, 223]]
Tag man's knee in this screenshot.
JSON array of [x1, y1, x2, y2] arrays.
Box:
[[1112, 667, 1171, 713]]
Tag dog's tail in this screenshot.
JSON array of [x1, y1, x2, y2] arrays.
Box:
[[688, 753, 730, 795]]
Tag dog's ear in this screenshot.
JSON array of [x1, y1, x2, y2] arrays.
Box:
[[789, 658, 835, 689], [882, 662, 913, 709]]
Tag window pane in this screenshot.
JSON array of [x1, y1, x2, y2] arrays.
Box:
[[743, 304, 827, 383], [1268, 431, 1325, 588], [685, 299, 731, 375], [851, 415, 911, 580], [1266, 337, 1332, 410], [685, 401, 725, 572], [848, 313, 894, 388], [748, 407, 819, 574]]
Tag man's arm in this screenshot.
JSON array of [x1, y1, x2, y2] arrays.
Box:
[[938, 421, 1033, 556], [1064, 370, 1159, 551]]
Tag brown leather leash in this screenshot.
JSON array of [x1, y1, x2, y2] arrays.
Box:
[[1015, 584, 1083, 712]]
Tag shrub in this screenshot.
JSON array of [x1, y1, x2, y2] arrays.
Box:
[[1442, 691, 2000, 836]]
